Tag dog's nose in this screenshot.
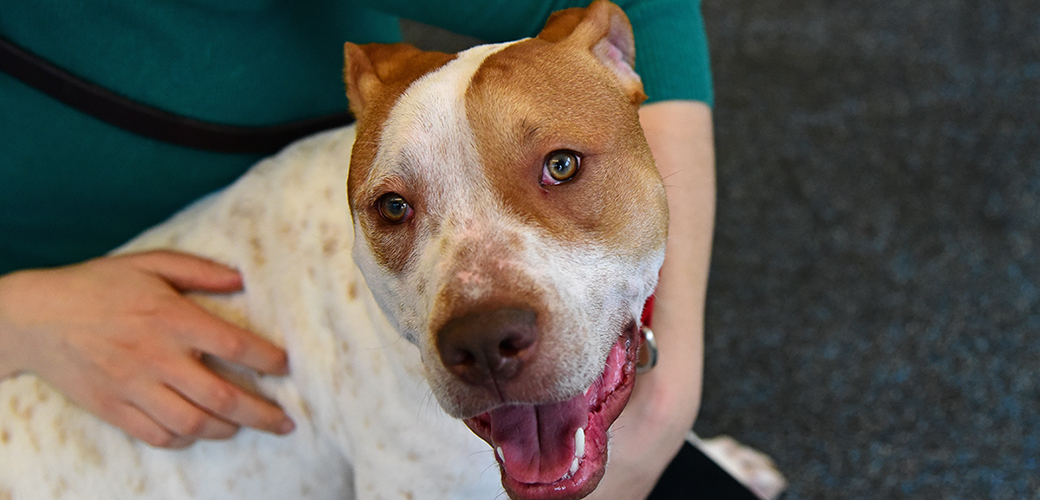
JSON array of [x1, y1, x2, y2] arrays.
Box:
[[436, 308, 538, 387]]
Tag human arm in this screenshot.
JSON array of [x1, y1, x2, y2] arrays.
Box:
[[0, 251, 295, 448], [587, 100, 715, 499]]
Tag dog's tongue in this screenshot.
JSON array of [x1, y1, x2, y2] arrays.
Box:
[[489, 394, 590, 484]]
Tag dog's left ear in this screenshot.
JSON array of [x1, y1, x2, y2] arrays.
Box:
[[343, 43, 455, 123], [538, 0, 647, 105], [344, 42, 382, 123]]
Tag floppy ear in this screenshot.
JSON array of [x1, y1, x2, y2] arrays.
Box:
[[537, 0, 646, 104]]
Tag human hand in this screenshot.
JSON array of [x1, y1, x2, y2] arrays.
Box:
[[0, 250, 294, 449]]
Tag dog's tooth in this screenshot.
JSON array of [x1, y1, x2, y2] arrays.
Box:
[[496, 446, 505, 463], [574, 427, 585, 458], [570, 457, 580, 475]]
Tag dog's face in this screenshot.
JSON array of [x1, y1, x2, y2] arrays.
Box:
[[344, 2, 667, 498]]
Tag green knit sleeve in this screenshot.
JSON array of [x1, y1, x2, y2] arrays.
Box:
[[359, 0, 713, 106], [621, 0, 714, 106]]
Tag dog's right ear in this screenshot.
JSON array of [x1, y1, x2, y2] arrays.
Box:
[[344, 43, 456, 123], [537, 0, 646, 105]]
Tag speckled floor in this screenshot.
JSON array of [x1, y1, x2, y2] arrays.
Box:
[[693, 0, 1039, 498]]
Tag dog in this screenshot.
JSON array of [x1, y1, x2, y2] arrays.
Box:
[[0, 2, 674, 498]]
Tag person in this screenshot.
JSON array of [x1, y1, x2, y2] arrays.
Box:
[[0, 1, 714, 498]]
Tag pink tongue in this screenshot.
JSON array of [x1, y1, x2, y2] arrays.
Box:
[[487, 340, 630, 484], [490, 395, 590, 484], [488, 340, 628, 484]]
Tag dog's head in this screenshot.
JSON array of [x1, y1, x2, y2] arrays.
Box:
[[344, 1, 667, 498]]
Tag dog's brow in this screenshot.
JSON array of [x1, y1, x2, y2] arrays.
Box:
[[522, 120, 542, 146], [364, 161, 420, 199]]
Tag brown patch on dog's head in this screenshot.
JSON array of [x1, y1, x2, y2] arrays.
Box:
[[463, 0, 666, 263]]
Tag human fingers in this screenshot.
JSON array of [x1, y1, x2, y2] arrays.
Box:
[[120, 250, 245, 293], [121, 252, 293, 434], [134, 382, 242, 441], [161, 357, 294, 436], [102, 399, 195, 449], [125, 250, 289, 376], [172, 299, 289, 377], [50, 349, 241, 445]]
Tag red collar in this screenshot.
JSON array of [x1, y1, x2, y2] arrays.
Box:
[[640, 294, 655, 328], [636, 294, 658, 373]]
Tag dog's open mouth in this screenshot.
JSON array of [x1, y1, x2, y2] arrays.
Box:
[[463, 322, 640, 500]]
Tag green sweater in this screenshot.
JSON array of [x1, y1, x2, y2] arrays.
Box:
[[0, 0, 712, 275]]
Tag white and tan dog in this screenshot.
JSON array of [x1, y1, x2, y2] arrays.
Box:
[[0, 2, 670, 499]]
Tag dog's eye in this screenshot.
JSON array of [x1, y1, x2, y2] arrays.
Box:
[[542, 150, 581, 185], [377, 193, 413, 224]]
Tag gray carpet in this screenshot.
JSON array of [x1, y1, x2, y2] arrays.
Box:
[[693, 0, 1040, 498]]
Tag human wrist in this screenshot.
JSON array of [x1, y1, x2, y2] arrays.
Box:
[[635, 324, 703, 434], [0, 266, 65, 380], [0, 269, 34, 380], [649, 274, 707, 422]]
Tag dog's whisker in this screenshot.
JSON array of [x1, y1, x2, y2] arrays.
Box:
[[480, 459, 500, 479], [415, 389, 441, 423], [659, 169, 682, 181], [356, 331, 408, 352]]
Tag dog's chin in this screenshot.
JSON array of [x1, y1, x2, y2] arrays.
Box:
[[463, 321, 641, 500]]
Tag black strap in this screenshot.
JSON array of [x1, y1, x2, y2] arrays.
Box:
[[0, 36, 353, 155]]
